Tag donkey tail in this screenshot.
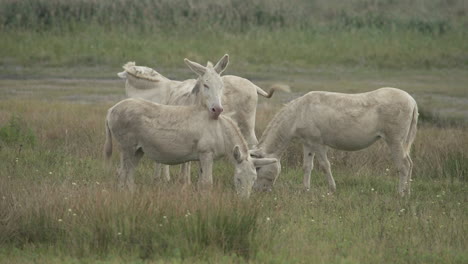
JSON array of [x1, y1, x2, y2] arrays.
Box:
[[256, 84, 290, 98], [405, 102, 419, 154], [103, 119, 113, 164]]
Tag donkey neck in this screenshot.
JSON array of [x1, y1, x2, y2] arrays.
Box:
[[219, 116, 250, 163], [258, 100, 300, 158]]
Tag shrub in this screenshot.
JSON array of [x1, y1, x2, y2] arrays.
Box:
[[0, 115, 36, 147]]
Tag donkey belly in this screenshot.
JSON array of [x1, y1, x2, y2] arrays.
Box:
[[138, 131, 200, 165], [142, 143, 199, 165], [324, 134, 380, 151], [310, 104, 382, 151]]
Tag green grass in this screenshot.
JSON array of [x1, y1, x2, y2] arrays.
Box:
[[1, 26, 466, 72], [0, 94, 466, 263], [0, 0, 467, 71]]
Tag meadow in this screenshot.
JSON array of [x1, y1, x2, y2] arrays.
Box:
[[1, 0, 467, 263]]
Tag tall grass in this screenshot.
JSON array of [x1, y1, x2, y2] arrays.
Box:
[[1, 0, 466, 32], [0, 0, 467, 70], [0, 183, 261, 260]]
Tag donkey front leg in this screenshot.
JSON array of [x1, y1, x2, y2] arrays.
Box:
[[198, 152, 214, 190], [302, 145, 315, 191], [316, 147, 336, 193], [154, 162, 170, 182]]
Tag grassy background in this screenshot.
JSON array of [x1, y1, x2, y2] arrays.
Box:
[[0, 0, 467, 72], [0, 0, 467, 263]]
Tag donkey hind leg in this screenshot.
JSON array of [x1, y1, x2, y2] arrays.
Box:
[[302, 145, 315, 191], [387, 140, 412, 197], [154, 162, 171, 182], [162, 165, 170, 182], [118, 148, 143, 192], [406, 155, 413, 196], [316, 147, 336, 193]]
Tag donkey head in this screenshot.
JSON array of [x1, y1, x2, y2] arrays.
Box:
[[184, 54, 229, 119], [232, 145, 277, 198], [249, 148, 281, 192]]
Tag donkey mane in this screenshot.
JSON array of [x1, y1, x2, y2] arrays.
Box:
[[258, 97, 302, 152], [122, 62, 163, 82], [221, 116, 249, 156]]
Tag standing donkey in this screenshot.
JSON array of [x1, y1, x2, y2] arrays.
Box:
[[104, 57, 277, 197], [117, 55, 289, 182], [251, 88, 418, 197]]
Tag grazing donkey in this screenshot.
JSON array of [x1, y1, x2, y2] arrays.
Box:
[[104, 59, 277, 197], [117, 55, 289, 182], [251, 88, 418, 197]]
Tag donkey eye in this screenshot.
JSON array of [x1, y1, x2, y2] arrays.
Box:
[[203, 84, 209, 89]]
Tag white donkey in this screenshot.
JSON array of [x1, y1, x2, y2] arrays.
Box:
[[117, 55, 289, 182], [251, 87, 418, 197], [104, 59, 277, 197]]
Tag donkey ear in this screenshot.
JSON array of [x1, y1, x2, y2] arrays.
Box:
[[249, 148, 264, 158], [214, 54, 229, 74], [233, 145, 244, 164], [184, 58, 206, 76], [252, 158, 277, 167]]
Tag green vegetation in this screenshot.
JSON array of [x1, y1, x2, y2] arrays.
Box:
[[0, 0, 467, 71], [0, 115, 36, 147]]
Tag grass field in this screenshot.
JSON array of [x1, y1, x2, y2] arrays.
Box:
[[0, 0, 467, 71], [1, 0, 467, 263], [0, 72, 467, 263]]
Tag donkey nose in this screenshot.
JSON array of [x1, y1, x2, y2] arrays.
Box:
[[211, 106, 224, 116]]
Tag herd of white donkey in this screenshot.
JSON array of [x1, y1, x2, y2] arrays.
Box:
[[104, 54, 418, 198]]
